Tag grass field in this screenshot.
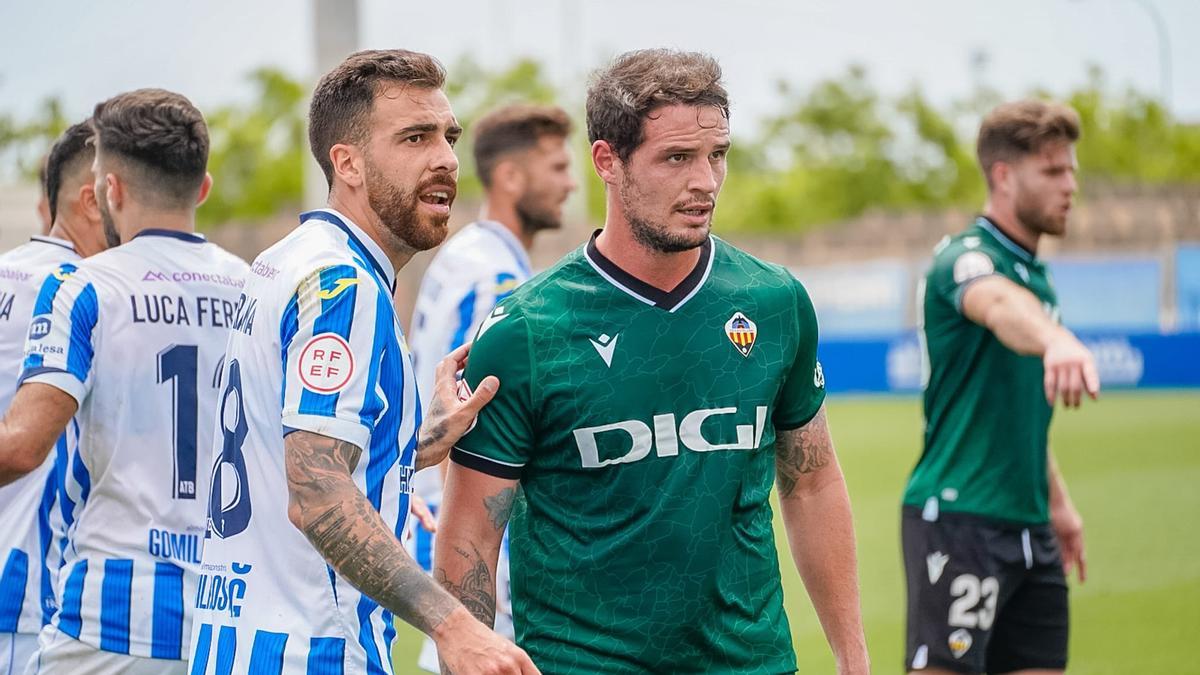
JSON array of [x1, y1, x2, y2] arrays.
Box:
[[391, 391, 1200, 674]]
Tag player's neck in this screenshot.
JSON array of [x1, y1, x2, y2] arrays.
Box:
[[594, 219, 703, 293], [115, 204, 197, 244], [479, 202, 533, 251], [46, 217, 90, 256], [326, 192, 415, 272], [982, 200, 1040, 255]]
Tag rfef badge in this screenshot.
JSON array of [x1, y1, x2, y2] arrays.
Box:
[[725, 311, 757, 357]]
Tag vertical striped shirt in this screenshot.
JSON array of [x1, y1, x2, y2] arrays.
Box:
[[189, 209, 420, 674], [0, 236, 80, 636], [19, 230, 248, 659]]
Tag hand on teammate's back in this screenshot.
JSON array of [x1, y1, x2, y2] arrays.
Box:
[[436, 607, 540, 675], [418, 342, 500, 469], [1042, 329, 1100, 408]]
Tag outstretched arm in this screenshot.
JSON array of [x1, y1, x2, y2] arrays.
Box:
[[285, 430, 536, 674], [0, 383, 76, 486], [961, 275, 1099, 407], [774, 406, 869, 675]]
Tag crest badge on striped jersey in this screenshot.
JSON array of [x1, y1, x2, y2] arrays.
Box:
[[725, 311, 757, 357]]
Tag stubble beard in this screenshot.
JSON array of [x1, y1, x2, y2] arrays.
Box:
[[620, 172, 709, 254]]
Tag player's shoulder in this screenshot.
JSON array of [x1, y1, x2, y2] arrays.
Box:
[[428, 222, 526, 279], [713, 236, 810, 303], [258, 217, 381, 291], [495, 245, 583, 314], [928, 220, 1009, 286], [0, 238, 79, 281]]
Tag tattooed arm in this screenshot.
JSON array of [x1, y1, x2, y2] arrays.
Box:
[[415, 342, 500, 471], [285, 430, 536, 675], [434, 462, 519, 627], [774, 406, 869, 675]]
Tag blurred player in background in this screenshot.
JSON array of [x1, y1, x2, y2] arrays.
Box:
[[187, 49, 536, 675], [903, 99, 1094, 674], [405, 102, 576, 672], [0, 88, 248, 674], [437, 49, 869, 674], [0, 119, 108, 675]]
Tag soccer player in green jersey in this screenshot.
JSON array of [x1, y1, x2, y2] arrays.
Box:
[[902, 100, 1097, 674], [435, 49, 869, 674]]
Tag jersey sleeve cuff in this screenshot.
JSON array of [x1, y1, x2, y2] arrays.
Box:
[[953, 273, 1002, 313], [450, 446, 524, 480], [18, 368, 87, 407], [773, 389, 827, 431], [281, 413, 371, 450]]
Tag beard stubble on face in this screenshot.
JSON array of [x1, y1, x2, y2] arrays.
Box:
[[619, 168, 710, 254], [514, 188, 562, 236], [1014, 180, 1067, 238], [364, 157, 452, 253]]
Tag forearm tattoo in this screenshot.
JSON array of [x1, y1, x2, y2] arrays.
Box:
[[415, 418, 450, 471], [435, 542, 496, 627], [285, 432, 457, 635], [774, 407, 833, 498]]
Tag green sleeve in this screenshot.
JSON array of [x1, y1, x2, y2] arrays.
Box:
[[929, 238, 1001, 314], [450, 304, 535, 479], [772, 275, 827, 430]]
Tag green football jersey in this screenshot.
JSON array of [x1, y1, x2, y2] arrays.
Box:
[[904, 216, 1060, 525], [453, 233, 826, 674]]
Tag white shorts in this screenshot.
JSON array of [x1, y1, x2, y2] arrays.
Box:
[[0, 634, 38, 675], [24, 628, 187, 675]]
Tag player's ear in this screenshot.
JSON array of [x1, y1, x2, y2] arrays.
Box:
[[494, 160, 524, 197], [591, 140, 619, 186], [329, 144, 365, 189], [78, 181, 100, 223], [105, 173, 123, 212], [195, 172, 214, 207]]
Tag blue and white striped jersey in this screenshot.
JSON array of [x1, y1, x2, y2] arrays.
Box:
[[0, 236, 79, 636], [189, 209, 420, 675], [18, 230, 248, 660]]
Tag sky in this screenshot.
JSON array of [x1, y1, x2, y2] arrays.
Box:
[[2, 0, 1198, 133]]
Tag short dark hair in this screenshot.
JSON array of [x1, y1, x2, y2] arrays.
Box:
[[309, 49, 447, 187], [473, 104, 572, 188], [92, 88, 209, 208], [977, 99, 1081, 188], [45, 119, 95, 225], [586, 49, 729, 161]]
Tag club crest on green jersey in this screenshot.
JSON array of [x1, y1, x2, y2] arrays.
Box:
[[725, 311, 757, 357]]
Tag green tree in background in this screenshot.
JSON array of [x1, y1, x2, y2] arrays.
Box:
[[0, 97, 69, 179], [2, 62, 1199, 231], [199, 67, 307, 227]]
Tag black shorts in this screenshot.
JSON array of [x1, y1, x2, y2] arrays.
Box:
[[901, 506, 1069, 673]]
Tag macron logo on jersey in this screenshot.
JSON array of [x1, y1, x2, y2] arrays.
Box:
[[589, 333, 619, 368], [477, 305, 509, 338]]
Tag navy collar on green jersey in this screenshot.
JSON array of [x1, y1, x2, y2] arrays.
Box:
[[132, 229, 207, 244], [30, 235, 76, 252], [976, 216, 1036, 262], [583, 229, 715, 313], [301, 208, 396, 292]]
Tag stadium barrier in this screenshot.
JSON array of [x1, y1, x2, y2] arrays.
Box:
[[819, 331, 1200, 394]]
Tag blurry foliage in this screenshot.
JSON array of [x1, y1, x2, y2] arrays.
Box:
[[0, 97, 69, 179], [3, 62, 1199, 232], [200, 67, 307, 227]]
